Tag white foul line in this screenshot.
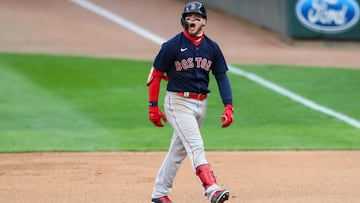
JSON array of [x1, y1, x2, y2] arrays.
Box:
[[69, 0, 360, 129], [68, 0, 166, 45], [228, 67, 360, 129]]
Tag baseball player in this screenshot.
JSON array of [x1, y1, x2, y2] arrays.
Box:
[[147, 1, 233, 203]]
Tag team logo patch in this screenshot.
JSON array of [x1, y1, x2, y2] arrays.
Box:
[[295, 0, 360, 34], [191, 3, 196, 10]]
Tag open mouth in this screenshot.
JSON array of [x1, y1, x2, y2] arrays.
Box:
[[190, 23, 195, 28]]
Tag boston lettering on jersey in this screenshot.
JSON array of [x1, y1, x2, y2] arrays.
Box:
[[153, 32, 228, 93], [174, 57, 212, 72]]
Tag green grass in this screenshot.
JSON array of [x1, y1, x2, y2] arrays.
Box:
[[0, 52, 359, 152]]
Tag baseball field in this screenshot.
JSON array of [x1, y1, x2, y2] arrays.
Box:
[[1, 0, 360, 203]]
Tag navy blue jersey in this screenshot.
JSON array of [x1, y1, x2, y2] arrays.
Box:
[[153, 32, 228, 94]]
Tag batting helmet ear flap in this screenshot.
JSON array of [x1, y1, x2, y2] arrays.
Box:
[[181, 17, 188, 29]]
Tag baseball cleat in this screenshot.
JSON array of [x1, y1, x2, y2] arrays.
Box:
[[211, 189, 229, 203], [151, 196, 173, 203]]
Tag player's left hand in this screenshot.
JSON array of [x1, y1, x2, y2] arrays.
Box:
[[221, 104, 234, 128]]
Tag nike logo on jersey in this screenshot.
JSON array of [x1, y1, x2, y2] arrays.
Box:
[[180, 48, 188, 52]]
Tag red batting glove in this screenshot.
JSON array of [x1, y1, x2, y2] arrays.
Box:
[[149, 106, 167, 127], [221, 104, 234, 128]]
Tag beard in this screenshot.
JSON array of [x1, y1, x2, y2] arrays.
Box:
[[187, 23, 203, 36]]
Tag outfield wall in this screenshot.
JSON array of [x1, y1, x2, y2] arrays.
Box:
[[201, 0, 360, 40]]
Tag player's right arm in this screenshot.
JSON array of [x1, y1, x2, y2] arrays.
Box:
[[147, 67, 167, 127]]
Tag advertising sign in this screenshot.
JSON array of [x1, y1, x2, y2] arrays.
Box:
[[295, 0, 360, 34]]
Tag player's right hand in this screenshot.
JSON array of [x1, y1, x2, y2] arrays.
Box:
[[149, 106, 167, 127]]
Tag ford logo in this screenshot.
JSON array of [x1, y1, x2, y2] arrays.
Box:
[[295, 0, 360, 33]]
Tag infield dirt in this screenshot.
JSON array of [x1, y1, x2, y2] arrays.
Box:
[[0, 0, 360, 202]]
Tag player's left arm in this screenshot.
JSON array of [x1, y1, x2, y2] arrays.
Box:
[[211, 42, 234, 127], [214, 72, 234, 128]]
